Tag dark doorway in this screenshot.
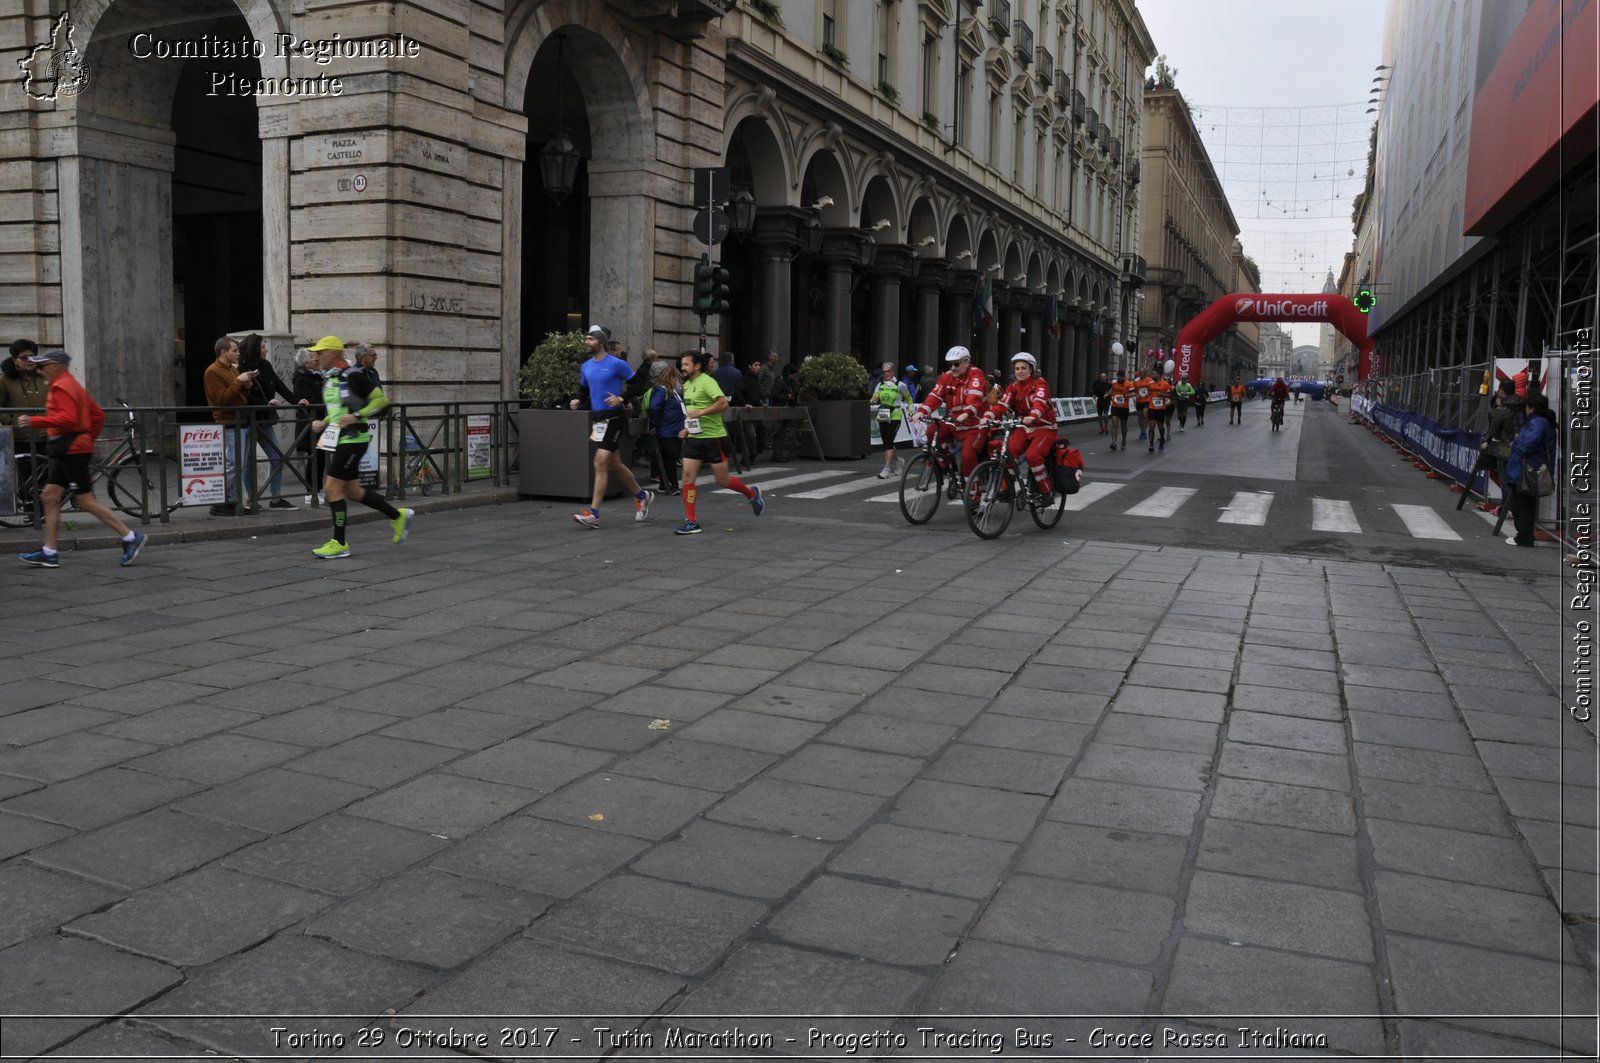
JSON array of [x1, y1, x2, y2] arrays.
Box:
[[170, 30, 262, 409], [520, 43, 592, 360]]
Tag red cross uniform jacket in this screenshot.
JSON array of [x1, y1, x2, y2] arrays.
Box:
[[916, 366, 990, 424], [994, 376, 1056, 427]]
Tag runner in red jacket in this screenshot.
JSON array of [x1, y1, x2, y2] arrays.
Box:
[[911, 345, 991, 475], [985, 352, 1057, 496]]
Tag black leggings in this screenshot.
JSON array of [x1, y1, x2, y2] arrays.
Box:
[[656, 435, 682, 491]]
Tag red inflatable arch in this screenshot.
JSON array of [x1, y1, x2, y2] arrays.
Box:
[[1174, 293, 1375, 384]]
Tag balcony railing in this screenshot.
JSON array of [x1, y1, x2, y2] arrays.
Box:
[[1109, 136, 1122, 164], [1055, 70, 1071, 107], [1072, 90, 1086, 123], [1035, 47, 1053, 86], [1013, 19, 1033, 64], [1086, 107, 1100, 140], [990, 0, 1011, 40]]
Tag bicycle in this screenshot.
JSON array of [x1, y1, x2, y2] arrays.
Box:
[[1270, 399, 1285, 431], [898, 414, 976, 525], [964, 415, 1067, 540], [98, 401, 181, 520]]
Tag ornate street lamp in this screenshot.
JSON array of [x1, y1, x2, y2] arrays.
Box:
[[727, 186, 757, 234], [538, 35, 581, 205]]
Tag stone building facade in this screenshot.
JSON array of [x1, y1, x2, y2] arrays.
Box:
[[1135, 85, 1257, 388], [1, 0, 1154, 407]]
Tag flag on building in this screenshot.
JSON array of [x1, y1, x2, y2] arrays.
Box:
[[976, 275, 994, 329], [1046, 294, 1060, 338]]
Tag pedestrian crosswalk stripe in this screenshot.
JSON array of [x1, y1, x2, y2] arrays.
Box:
[[1219, 491, 1274, 526], [1062, 481, 1126, 511], [1391, 504, 1462, 540], [721, 470, 850, 494], [789, 475, 902, 499], [1124, 486, 1196, 518], [1312, 498, 1362, 533]]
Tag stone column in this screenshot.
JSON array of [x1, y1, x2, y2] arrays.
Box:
[[868, 245, 916, 369], [1073, 311, 1093, 398], [983, 281, 1009, 371], [913, 259, 950, 369], [1000, 289, 1025, 365], [1023, 296, 1046, 366], [1058, 307, 1078, 395], [947, 269, 978, 354], [820, 231, 870, 355], [752, 208, 806, 363]]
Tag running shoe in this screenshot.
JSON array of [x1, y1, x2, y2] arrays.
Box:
[[1138, 431, 1147, 440], [1159, 439, 1165, 452], [674, 520, 703, 535], [1109, 442, 1117, 451], [1148, 444, 1155, 453], [269, 498, 297, 509], [19, 549, 58, 568], [392, 508, 414, 544], [750, 485, 765, 516], [312, 539, 351, 559], [877, 466, 893, 479], [573, 508, 600, 529], [635, 491, 654, 522], [120, 532, 147, 567]]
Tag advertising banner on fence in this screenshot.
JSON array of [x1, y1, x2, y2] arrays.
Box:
[[0, 427, 14, 516], [467, 415, 491, 480], [359, 422, 380, 489], [179, 424, 226, 505]]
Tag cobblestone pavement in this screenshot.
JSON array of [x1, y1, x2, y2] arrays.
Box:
[[1, 495, 1595, 1061]]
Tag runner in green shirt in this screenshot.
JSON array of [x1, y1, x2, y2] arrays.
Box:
[[674, 350, 764, 535], [871, 362, 913, 479], [1174, 378, 1195, 433]]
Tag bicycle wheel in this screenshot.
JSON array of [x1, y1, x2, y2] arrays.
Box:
[[1030, 479, 1067, 529], [965, 460, 1013, 540], [107, 455, 182, 519], [898, 452, 942, 524]]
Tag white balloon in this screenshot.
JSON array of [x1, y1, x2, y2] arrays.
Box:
[[1164, 359, 1176, 374], [1110, 342, 1125, 357]]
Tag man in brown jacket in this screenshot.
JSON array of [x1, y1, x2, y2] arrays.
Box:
[[203, 335, 259, 515]]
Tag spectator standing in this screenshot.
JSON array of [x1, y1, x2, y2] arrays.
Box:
[[203, 335, 259, 516], [1465, 379, 1518, 510], [1091, 371, 1112, 436], [1506, 392, 1557, 548], [918, 366, 938, 401], [648, 361, 686, 495], [568, 324, 652, 529], [238, 334, 303, 510], [732, 353, 766, 462], [712, 353, 743, 400], [759, 352, 781, 402], [305, 337, 414, 558], [2, 340, 48, 489], [15, 350, 145, 568], [292, 347, 328, 503], [901, 365, 919, 402]]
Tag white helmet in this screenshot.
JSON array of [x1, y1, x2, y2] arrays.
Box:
[[944, 345, 971, 363], [1011, 352, 1037, 368]]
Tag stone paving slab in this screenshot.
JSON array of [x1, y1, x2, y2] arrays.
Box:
[[0, 499, 1591, 1051]]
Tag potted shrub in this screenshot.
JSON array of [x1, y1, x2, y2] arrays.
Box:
[[796, 352, 871, 459], [516, 330, 612, 499]]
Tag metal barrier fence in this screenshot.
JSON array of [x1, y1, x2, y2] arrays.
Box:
[[1, 401, 525, 527], [1367, 360, 1497, 432]]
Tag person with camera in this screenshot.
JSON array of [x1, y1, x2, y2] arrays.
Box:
[[203, 335, 262, 516]]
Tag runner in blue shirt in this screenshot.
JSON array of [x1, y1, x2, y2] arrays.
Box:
[[568, 325, 653, 528]]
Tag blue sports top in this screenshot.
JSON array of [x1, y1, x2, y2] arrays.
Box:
[[579, 354, 635, 415]]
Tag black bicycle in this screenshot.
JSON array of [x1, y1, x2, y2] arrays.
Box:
[[1270, 399, 1285, 431], [97, 401, 182, 520], [964, 415, 1067, 540], [899, 414, 974, 525]]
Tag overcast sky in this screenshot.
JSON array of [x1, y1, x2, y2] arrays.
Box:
[[1135, 0, 1388, 343]]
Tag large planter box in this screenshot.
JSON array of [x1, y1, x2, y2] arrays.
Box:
[[517, 409, 634, 500], [800, 399, 870, 459]]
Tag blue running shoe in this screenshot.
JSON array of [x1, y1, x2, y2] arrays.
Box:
[[674, 520, 702, 535], [19, 549, 58, 568], [1158, 439, 1165, 452], [120, 532, 147, 567], [749, 485, 765, 516]]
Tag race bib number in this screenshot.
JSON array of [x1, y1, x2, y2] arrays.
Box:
[[589, 421, 607, 443], [685, 416, 702, 436], [876, 407, 892, 422], [317, 424, 341, 451]]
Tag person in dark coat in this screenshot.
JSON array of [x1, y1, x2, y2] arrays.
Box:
[[1505, 392, 1557, 548], [239, 334, 304, 509]]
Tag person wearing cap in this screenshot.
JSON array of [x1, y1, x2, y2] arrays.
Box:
[[568, 324, 653, 529], [305, 336, 414, 558], [910, 345, 990, 476], [3, 340, 48, 484], [15, 350, 146, 568], [983, 352, 1058, 499], [203, 335, 262, 516]]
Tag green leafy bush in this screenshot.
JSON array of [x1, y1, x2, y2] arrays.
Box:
[[796, 352, 869, 400], [517, 331, 587, 408]]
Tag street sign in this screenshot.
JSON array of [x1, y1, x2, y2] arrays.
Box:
[[693, 166, 729, 209], [694, 208, 729, 246]]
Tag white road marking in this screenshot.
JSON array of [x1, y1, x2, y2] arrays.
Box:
[[1392, 504, 1462, 540], [1219, 491, 1274, 526], [717, 470, 852, 494], [1311, 498, 1362, 534], [789, 475, 907, 499], [1061, 481, 1127, 511], [1124, 486, 1197, 518]]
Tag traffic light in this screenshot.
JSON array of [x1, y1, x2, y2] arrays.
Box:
[[691, 254, 731, 315], [693, 256, 715, 313], [1354, 288, 1375, 314]]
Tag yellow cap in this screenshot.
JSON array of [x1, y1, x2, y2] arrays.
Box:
[[307, 335, 345, 352]]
